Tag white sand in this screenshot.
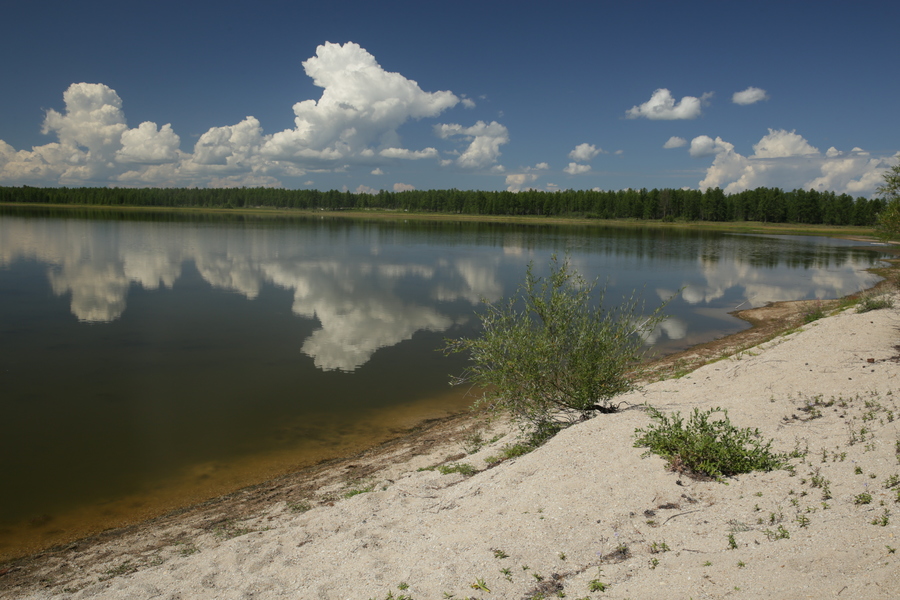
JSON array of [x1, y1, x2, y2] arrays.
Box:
[[10, 297, 900, 600]]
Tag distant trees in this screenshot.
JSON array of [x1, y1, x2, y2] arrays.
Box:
[[876, 158, 900, 238], [0, 184, 886, 227]]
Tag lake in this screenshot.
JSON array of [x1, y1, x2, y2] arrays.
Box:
[[0, 207, 888, 559]]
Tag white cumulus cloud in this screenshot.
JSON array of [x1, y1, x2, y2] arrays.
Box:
[[626, 88, 708, 120], [568, 143, 601, 162], [663, 136, 687, 149], [0, 42, 474, 187], [393, 182, 415, 192], [379, 147, 439, 160], [261, 42, 458, 163], [732, 87, 769, 105], [564, 162, 592, 175], [697, 128, 893, 195], [116, 122, 180, 164], [436, 120, 509, 168], [505, 172, 538, 192]]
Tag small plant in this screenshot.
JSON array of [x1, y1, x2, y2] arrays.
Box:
[[887, 545, 897, 554], [796, 514, 810, 528], [855, 492, 873, 505], [855, 465, 863, 474], [648, 541, 670, 554], [493, 549, 509, 559], [872, 510, 891, 526], [470, 578, 490, 592], [885, 474, 900, 489], [343, 484, 375, 499], [397, 582, 409, 591], [287, 500, 312, 513], [558, 552, 567, 561], [588, 578, 607, 592], [634, 406, 786, 480], [737, 560, 746, 568], [500, 567, 512, 581], [703, 560, 712, 566], [764, 525, 790, 540], [802, 301, 826, 323], [857, 293, 894, 313], [648, 557, 659, 569], [437, 463, 477, 476], [727, 533, 737, 549]]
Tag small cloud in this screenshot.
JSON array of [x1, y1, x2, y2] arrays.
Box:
[[614, 149, 624, 155], [379, 147, 439, 160], [626, 88, 706, 120], [435, 120, 509, 169], [732, 86, 769, 105], [534, 162, 549, 170], [371, 168, 384, 175], [564, 162, 591, 175], [461, 97, 476, 109], [393, 182, 415, 192], [568, 143, 602, 162], [356, 184, 378, 194], [663, 136, 687, 149], [505, 172, 539, 192]]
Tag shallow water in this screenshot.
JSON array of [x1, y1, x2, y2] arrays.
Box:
[[0, 207, 888, 559]]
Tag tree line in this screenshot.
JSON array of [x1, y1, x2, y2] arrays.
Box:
[[0, 185, 885, 226]]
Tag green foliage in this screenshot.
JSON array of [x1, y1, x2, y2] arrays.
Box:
[[437, 463, 477, 476], [857, 293, 894, 313], [634, 406, 787, 480], [876, 159, 900, 238], [1, 184, 886, 226], [446, 256, 668, 437], [802, 300, 826, 323]]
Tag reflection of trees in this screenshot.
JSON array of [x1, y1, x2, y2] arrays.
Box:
[[0, 214, 885, 369]]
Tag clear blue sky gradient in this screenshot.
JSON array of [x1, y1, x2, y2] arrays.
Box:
[[1, 0, 897, 195]]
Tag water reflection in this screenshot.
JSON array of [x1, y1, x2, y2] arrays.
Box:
[[0, 212, 887, 371]]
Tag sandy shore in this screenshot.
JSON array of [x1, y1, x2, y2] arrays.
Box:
[[3, 290, 900, 599]]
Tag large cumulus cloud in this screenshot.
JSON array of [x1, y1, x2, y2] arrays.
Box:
[[0, 42, 496, 188], [694, 129, 892, 195]]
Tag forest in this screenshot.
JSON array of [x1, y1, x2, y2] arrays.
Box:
[[0, 185, 885, 226]]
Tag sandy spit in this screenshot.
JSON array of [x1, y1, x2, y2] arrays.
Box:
[[5, 296, 900, 600]]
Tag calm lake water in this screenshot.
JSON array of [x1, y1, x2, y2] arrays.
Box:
[[0, 207, 888, 559]]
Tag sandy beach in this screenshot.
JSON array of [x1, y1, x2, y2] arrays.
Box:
[[3, 288, 900, 599]]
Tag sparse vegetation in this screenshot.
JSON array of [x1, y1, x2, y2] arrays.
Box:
[[634, 406, 787, 480]]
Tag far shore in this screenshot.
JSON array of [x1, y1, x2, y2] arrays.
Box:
[[0, 200, 884, 238]]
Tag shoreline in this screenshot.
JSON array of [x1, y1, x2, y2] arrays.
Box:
[[3, 266, 898, 597]]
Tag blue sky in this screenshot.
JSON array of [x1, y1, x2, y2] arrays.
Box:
[[0, 0, 897, 195]]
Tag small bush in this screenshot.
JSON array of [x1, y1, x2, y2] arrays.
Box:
[[802, 301, 826, 323], [634, 406, 787, 480], [857, 293, 894, 313]]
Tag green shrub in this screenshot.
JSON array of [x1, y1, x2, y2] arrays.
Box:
[[634, 406, 787, 480], [857, 293, 894, 313], [445, 255, 668, 438]]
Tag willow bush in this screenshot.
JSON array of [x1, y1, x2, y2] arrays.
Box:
[[445, 255, 669, 441]]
